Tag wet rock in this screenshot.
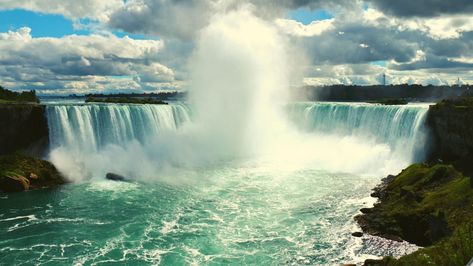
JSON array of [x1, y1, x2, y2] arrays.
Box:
[[0, 174, 29, 192], [29, 173, 39, 180], [363, 258, 388, 266], [106, 173, 126, 181], [351, 232, 363, 237], [370, 175, 396, 199]]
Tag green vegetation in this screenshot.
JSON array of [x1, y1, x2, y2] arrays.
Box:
[[0, 85, 39, 103], [0, 153, 65, 192], [383, 221, 473, 266], [358, 164, 473, 265], [85, 96, 168, 105], [433, 96, 473, 109], [370, 99, 408, 105]]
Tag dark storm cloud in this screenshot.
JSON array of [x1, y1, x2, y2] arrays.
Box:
[[256, 0, 358, 10], [425, 31, 473, 58], [369, 0, 473, 17], [391, 54, 473, 71], [302, 24, 419, 65]]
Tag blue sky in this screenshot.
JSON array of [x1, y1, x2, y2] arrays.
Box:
[[0, 7, 334, 38], [0, 9, 90, 37], [287, 8, 333, 25], [0, 9, 150, 39], [0, 0, 472, 93]]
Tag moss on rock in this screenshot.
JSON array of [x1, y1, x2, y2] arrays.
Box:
[[357, 163, 473, 265], [0, 153, 66, 192]]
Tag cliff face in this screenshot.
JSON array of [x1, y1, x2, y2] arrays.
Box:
[[0, 104, 49, 156], [428, 100, 473, 173]]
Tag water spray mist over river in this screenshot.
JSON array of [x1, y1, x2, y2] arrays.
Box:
[[1, 8, 428, 265]]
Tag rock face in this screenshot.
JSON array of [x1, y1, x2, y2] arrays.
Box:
[[0, 154, 65, 192], [0, 104, 49, 156], [428, 98, 473, 174]]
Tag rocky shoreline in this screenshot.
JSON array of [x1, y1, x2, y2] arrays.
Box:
[[0, 153, 66, 192], [356, 98, 473, 265], [0, 88, 66, 193]]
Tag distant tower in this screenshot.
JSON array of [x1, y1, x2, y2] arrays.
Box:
[[382, 73, 386, 86]]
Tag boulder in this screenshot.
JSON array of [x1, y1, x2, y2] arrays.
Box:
[[351, 232, 363, 237], [0, 174, 29, 192], [106, 173, 126, 181]]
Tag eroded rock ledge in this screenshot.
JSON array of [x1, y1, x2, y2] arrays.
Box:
[[0, 153, 66, 192]]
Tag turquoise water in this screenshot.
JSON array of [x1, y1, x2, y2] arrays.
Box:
[[0, 102, 426, 265], [0, 163, 416, 265]]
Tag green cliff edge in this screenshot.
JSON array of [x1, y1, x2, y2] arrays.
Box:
[[357, 97, 473, 265]]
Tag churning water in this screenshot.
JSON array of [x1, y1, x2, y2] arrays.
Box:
[[0, 101, 427, 265], [0, 8, 429, 265]]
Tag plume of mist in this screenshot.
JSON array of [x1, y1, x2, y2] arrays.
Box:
[[48, 6, 424, 183], [188, 6, 291, 159]]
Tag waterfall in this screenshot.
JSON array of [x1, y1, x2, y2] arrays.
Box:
[[287, 102, 430, 163], [46, 103, 191, 152], [44, 101, 430, 180]]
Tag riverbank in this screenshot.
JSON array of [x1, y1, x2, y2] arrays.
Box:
[[0, 104, 66, 193], [356, 97, 473, 265], [0, 87, 66, 192], [0, 153, 66, 192]]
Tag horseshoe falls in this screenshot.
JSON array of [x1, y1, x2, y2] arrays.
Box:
[[0, 8, 430, 266], [287, 102, 429, 165], [0, 101, 429, 265]]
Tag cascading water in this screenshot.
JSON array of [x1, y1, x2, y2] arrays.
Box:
[[287, 102, 429, 163], [45, 103, 193, 181], [45, 101, 430, 180], [47, 103, 191, 152], [0, 7, 431, 265]]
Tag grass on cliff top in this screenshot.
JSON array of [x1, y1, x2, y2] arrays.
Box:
[[434, 96, 473, 108], [375, 164, 473, 265], [384, 164, 472, 227]]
